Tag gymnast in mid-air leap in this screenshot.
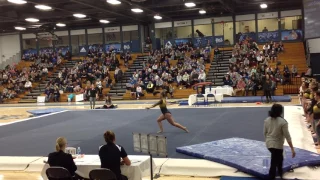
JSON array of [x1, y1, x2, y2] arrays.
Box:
[[146, 91, 189, 133]]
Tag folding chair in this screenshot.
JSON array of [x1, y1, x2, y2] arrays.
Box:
[[206, 94, 217, 106], [46, 167, 73, 180], [195, 94, 205, 107], [89, 168, 117, 180]]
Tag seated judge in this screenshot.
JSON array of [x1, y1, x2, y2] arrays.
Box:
[[48, 137, 82, 179], [99, 131, 131, 180]]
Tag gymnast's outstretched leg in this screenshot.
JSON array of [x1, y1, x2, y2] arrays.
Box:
[[165, 113, 189, 133], [157, 114, 165, 133]]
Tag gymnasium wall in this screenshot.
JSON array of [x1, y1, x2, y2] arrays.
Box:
[[0, 34, 21, 66]]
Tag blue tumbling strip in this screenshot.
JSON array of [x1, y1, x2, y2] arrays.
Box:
[[176, 138, 320, 179], [27, 108, 68, 116]]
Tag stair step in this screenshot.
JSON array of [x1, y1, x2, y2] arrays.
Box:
[[19, 99, 37, 103]]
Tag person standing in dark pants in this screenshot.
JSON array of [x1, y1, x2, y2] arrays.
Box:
[[264, 104, 296, 180], [88, 84, 98, 109], [263, 79, 272, 103]]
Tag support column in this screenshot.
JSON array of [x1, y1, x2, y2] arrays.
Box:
[[120, 25, 124, 51], [255, 13, 258, 42]]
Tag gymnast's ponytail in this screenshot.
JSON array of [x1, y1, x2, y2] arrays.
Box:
[[104, 130, 115, 143], [55, 137, 67, 152], [269, 104, 283, 119]]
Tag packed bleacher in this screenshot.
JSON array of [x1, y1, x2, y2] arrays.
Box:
[[125, 45, 209, 99], [223, 40, 301, 101]]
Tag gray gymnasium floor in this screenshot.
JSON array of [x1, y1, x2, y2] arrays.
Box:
[[0, 107, 269, 159]]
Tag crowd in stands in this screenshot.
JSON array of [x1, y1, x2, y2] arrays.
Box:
[[223, 40, 299, 100], [126, 45, 209, 99], [44, 46, 128, 102]]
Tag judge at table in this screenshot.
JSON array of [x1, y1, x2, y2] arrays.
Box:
[[48, 137, 82, 179], [99, 130, 131, 180]]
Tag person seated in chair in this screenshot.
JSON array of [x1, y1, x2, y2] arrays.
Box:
[[48, 137, 84, 180], [99, 131, 131, 180], [245, 79, 256, 96], [146, 81, 155, 93], [136, 85, 143, 100], [233, 78, 246, 96]]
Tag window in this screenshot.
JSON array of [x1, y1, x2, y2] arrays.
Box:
[[258, 18, 278, 32], [235, 20, 256, 33], [174, 26, 192, 39], [88, 33, 103, 45], [281, 16, 302, 30], [155, 27, 173, 47], [71, 34, 85, 55], [194, 24, 212, 37], [214, 22, 234, 45], [105, 32, 121, 44]]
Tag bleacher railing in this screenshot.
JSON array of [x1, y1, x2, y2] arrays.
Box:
[[283, 77, 301, 94]]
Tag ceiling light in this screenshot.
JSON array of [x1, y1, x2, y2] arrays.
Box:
[[260, 3, 267, 9], [7, 0, 27, 4], [73, 13, 86, 18], [35, 5, 52, 10], [185, 2, 196, 7], [107, 0, 121, 5], [15, 26, 26, 30], [154, 15, 162, 20], [199, 10, 206, 14], [131, 8, 143, 13], [99, 19, 110, 24], [25, 18, 39, 22], [56, 23, 66, 27]]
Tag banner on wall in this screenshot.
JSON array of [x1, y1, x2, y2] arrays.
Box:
[[55, 46, 69, 56], [79, 46, 88, 56], [105, 43, 121, 52], [213, 36, 224, 46], [123, 42, 131, 51], [236, 32, 256, 42], [88, 44, 103, 52], [193, 36, 213, 48], [258, 31, 279, 43], [174, 38, 192, 45], [281, 30, 303, 41], [39, 47, 54, 55], [22, 49, 37, 57]]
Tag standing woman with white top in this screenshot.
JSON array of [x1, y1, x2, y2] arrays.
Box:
[[264, 104, 296, 179]]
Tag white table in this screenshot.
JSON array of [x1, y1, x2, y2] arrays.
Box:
[[188, 94, 223, 106], [41, 155, 155, 180], [205, 86, 233, 96]]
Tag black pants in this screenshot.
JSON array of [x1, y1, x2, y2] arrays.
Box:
[[268, 148, 283, 179], [264, 90, 272, 101]]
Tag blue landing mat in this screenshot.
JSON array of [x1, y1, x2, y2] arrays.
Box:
[[179, 96, 291, 106], [176, 138, 320, 179], [27, 108, 68, 116]]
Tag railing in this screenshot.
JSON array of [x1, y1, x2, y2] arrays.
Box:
[[0, 52, 21, 69], [283, 77, 301, 94]]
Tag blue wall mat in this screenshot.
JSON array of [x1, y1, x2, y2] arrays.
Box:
[[27, 108, 68, 116], [176, 138, 320, 179]]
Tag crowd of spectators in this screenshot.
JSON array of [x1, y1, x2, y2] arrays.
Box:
[[44, 46, 126, 102], [126, 44, 209, 99], [0, 49, 62, 102], [223, 40, 299, 100]]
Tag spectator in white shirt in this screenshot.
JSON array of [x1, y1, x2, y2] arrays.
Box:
[[198, 70, 206, 82], [244, 58, 250, 66], [136, 85, 143, 99], [176, 74, 182, 86], [182, 72, 190, 88], [263, 43, 270, 54], [42, 67, 48, 75], [25, 80, 32, 91]]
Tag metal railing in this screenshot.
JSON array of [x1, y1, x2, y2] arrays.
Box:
[[283, 77, 301, 94], [0, 52, 21, 69]]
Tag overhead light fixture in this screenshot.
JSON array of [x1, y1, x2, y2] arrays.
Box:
[[131, 8, 143, 13], [73, 13, 86, 18], [260, 3, 267, 9], [15, 26, 26, 30], [25, 18, 39, 22], [185, 2, 196, 7], [99, 19, 110, 24], [199, 10, 206, 14], [7, 0, 27, 4], [35, 5, 52, 10], [56, 23, 66, 27], [107, 0, 121, 5], [154, 15, 162, 20]]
